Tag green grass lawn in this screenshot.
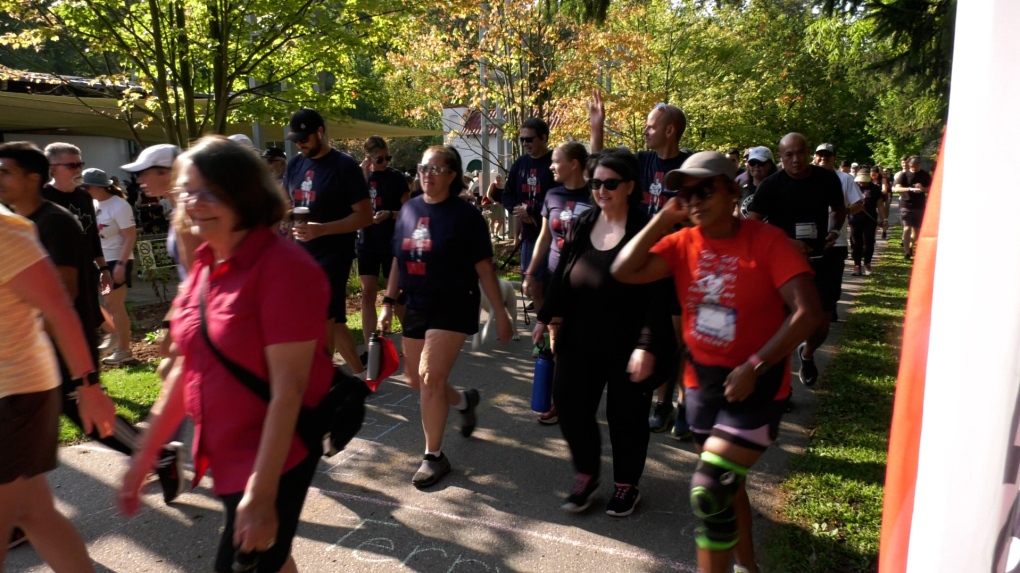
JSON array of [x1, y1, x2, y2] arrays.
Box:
[[762, 230, 912, 572]]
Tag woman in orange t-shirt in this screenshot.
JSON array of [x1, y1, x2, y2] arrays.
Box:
[[612, 151, 822, 573]]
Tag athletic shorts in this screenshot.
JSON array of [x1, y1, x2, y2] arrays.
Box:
[[685, 386, 786, 451], [0, 387, 61, 485], [901, 208, 925, 228], [810, 255, 840, 312], [110, 259, 134, 289], [357, 250, 393, 280], [215, 452, 319, 573], [402, 291, 481, 339], [323, 258, 355, 323]]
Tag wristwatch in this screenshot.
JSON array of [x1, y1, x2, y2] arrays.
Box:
[[748, 354, 769, 376], [73, 371, 100, 388]]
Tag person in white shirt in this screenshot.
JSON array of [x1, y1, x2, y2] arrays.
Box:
[[812, 143, 863, 321], [83, 168, 137, 365]]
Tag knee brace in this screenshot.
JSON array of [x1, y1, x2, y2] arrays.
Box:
[[689, 451, 748, 551]]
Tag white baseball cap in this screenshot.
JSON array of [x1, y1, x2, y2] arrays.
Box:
[[121, 144, 180, 172], [746, 146, 774, 163]]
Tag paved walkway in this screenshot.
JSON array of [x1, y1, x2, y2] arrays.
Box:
[[8, 216, 897, 572]]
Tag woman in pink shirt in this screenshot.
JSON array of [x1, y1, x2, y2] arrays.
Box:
[[119, 137, 332, 573]]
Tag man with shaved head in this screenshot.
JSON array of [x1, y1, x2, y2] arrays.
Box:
[[747, 133, 845, 389]]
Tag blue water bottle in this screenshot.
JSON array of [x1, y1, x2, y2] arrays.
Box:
[[531, 333, 554, 412]]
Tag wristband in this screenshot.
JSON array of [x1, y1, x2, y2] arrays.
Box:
[[98, 265, 110, 272], [748, 353, 769, 376], [73, 371, 100, 388], [382, 296, 397, 306]]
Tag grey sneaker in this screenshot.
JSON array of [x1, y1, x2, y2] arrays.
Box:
[[412, 453, 451, 489], [459, 389, 480, 437], [102, 348, 135, 365]]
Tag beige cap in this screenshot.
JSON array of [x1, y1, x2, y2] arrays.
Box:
[[664, 151, 736, 191]]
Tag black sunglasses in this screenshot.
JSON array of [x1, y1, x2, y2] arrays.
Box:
[[296, 134, 312, 144], [52, 161, 85, 170], [374, 155, 393, 164], [519, 136, 536, 143], [588, 178, 626, 191], [747, 160, 766, 167], [677, 179, 717, 204]]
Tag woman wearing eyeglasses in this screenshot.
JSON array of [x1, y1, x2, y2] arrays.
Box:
[[737, 146, 777, 218], [611, 151, 822, 573], [357, 136, 410, 352], [532, 147, 675, 517], [378, 146, 513, 489]]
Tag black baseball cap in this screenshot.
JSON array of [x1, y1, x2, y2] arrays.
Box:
[[262, 146, 286, 160], [286, 108, 325, 141]]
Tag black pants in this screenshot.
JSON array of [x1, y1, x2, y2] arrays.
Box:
[[851, 219, 877, 266], [553, 347, 653, 485]]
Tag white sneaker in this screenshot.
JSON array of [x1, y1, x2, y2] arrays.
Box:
[[102, 349, 135, 365], [97, 333, 114, 352]]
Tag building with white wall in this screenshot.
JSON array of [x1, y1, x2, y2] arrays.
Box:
[[442, 105, 512, 176]]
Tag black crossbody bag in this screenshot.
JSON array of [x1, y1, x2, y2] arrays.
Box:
[[198, 267, 371, 455]]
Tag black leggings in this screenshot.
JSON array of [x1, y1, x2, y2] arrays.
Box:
[[553, 348, 653, 485], [851, 219, 877, 266]]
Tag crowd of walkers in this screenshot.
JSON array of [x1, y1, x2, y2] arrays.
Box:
[[0, 98, 929, 573]]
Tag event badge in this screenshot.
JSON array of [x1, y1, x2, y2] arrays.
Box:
[[794, 222, 817, 240], [695, 304, 736, 342]]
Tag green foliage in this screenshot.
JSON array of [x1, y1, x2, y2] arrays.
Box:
[[764, 231, 912, 572]]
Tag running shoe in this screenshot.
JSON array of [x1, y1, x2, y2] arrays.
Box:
[[8, 527, 27, 550], [562, 474, 600, 513], [605, 484, 641, 517], [459, 389, 480, 437], [156, 442, 186, 504], [671, 406, 692, 441], [864, 264, 872, 276], [851, 265, 862, 276], [797, 342, 818, 387], [648, 401, 676, 433], [412, 453, 451, 489], [97, 332, 114, 352], [537, 404, 558, 425], [102, 348, 135, 365]]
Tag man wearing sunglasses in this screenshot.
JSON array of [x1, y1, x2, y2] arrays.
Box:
[[283, 108, 373, 379], [504, 117, 556, 311], [747, 134, 846, 388], [356, 136, 410, 355], [41, 143, 113, 297]]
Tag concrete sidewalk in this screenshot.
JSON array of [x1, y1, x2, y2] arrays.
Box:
[[7, 220, 897, 572]]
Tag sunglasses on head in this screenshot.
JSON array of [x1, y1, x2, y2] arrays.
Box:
[[52, 161, 85, 170], [519, 136, 536, 144], [677, 179, 717, 204], [417, 164, 451, 175], [374, 155, 393, 164], [588, 178, 626, 191]]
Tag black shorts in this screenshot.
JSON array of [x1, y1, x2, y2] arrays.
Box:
[[810, 255, 840, 312], [215, 452, 319, 573], [685, 386, 786, 450], [901, 208, 925, 228], [323, 258, 355, 323], [0, 387, 61, 485], [402, 292, 481, 339], [357, 250, 393, 280], [110, 259, 134, 289]]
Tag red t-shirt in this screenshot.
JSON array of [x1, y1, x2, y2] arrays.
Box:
[[171, 226, 333, 495], [650, 219, 812, 400]]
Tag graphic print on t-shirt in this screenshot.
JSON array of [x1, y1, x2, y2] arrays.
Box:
[[66, 203, 94, 235], [401, 217, 432, 275], [643, 171, 668, 216], [551, 201, 591, 249], [369, 182, 380, 211], [688, 251, 739, 346], [294, 170, 317, 206], [524, 169, 540, 206]]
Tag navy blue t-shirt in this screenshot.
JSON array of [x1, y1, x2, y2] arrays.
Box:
[[284, 148, 370, 267], [358, 167, 407, 254], [541, 186, 593, 274], [393, 195, 492, 307], [503, 151, 555, 242], [637, 150, 690, 218]]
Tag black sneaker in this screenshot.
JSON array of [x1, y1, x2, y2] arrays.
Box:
[[648, 401, 675, 433], [797, 343, 818, 387], [459, 389, 480, 437], [562, 475, 600, 513], [156, 442, 186, 504], [670, 406, 692, 441], [412, 453, 451, 489], [8, 527, 27, 549], [605, 484, 641, 517]]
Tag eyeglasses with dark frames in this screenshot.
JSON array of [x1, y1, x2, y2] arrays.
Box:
[[374, 155, 393, 164], [519, 136, 536, 144], [588, 178, 626, 191]]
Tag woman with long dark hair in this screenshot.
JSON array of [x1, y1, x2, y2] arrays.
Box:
[[533, 147, 675, 517]]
